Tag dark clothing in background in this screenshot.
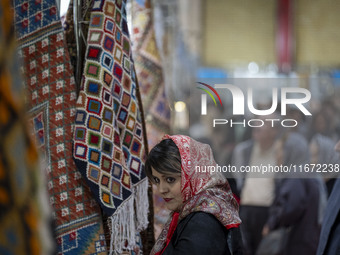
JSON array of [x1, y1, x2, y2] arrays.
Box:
[[317, 178, 340, 255], [326, 178, 336, 197], [240, 206, 269, 254], [266, 178, 320, 255]]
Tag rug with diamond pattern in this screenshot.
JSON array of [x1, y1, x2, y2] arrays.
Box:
[[73, 0, 148, 252]]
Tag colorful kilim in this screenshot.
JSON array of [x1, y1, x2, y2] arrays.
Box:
[[73, 0, 148, 252], [13, 0, 108, 254], [0, 0, 53, 254], [131, 0, 170, 149]]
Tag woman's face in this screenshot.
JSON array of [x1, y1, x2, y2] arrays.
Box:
[[151, 168, 183, 211]]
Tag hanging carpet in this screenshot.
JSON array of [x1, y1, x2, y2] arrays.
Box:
[[13, 0, 108, 253], [72, 0, 149, 253]]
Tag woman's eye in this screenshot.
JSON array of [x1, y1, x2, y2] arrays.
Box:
[[166, 177, 176, 183], [153, 177, 160, 184]]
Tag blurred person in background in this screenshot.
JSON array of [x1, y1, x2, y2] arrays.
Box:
[[211, 124, 240, 200], [231, 113, 280, 255], [309, 106, 339, 143], [310, 134, 340, 196], [322, 99, 340, 142], [262, 132, 320, 255], [316, 140, 340, 255], [286, 106, 309, 139]]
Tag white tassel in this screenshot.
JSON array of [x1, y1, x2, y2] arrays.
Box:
[[108, 179, 149, 254], [134, 178, 149, 231], [109, 196, 136, 254]]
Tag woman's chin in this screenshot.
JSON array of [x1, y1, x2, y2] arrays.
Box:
[[165, 203, 182, 212], [165, 204, 176, 211]]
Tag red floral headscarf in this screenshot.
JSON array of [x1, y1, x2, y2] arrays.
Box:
[[151, 135, 241, 255]]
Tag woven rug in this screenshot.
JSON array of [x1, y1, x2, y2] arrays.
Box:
[[0, 53, 44, 255], [13, 0, 108, 254], [131, 0, 170, 149], [72, 0, 148, 253], [0, 0, 53, 253]]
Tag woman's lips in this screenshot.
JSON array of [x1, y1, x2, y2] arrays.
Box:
[[163, 198, 173, 202]]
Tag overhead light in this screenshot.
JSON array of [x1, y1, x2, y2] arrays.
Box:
[[175, 101, 186, 112]]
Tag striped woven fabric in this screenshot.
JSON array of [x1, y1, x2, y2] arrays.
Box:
[[72, 0, 148, 252], [13, 0, 108, 254]]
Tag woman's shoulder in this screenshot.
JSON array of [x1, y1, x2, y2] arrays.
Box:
[[177, 211, 228, 236], [185, 211, 225, 224], [181, 212, 243, 255], [166, 212, 230, 255]]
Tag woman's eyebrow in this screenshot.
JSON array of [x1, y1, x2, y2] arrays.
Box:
[[152, 173, 181, 178], [162, 174, 181, 178]]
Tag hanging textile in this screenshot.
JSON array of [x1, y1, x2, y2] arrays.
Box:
[[0, 0, 53, 254], [72, 0, 149, 253], [130, 0, 171, 244], [131, 0, 170, 149], [63, 0, 80, 79], [63, 0, 94, 92], [13, 0, 108, 254], [63, 2, 115, 251]]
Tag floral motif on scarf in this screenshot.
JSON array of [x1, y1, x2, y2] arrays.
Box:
[[151, 135, 241, 255]]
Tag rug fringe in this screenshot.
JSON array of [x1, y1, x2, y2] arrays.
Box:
[[109, 197, 136, 254], [109, 179, 149, 254], [135, 178, 149, 231]]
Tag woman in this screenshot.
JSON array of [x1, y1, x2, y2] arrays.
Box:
[[261, 132, 320, 255], [145, 134, 242, 255]]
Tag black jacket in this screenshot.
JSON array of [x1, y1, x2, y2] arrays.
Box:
[[162, 212, 243, 255], [317, 178, 340, 255], [266, 178, 320, 255]]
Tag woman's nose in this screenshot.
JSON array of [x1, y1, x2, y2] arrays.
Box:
[[158, 181, 168, 194]]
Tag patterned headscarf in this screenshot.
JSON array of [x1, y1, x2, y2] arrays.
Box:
[[150, 135, 241, 255]]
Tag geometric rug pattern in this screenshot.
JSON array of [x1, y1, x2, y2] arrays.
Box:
[[13, 0, 108, 254], [0, 0, 50, 253], [73, 0, 147, 216]]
